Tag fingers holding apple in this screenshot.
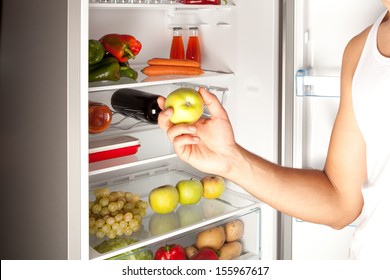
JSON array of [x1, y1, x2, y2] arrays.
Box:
[[164, 87, 204, 124], [198, 87, 228, 119]]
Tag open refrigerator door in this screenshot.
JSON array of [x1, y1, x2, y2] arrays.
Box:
[[280, 0, 385, 259]]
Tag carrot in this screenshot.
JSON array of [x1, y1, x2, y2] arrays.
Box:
[[142, 65, 204, 76], [147, 58, 201, 68]]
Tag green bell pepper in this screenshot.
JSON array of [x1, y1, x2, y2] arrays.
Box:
[[89, 39, 105, 65], [120, 62, 138, 81], [89, 57, 121, 82]]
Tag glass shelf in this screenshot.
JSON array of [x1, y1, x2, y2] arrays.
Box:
[[89, 65, 234, 93], [296, 69, 340, 97], [89, 169, 262, 260]]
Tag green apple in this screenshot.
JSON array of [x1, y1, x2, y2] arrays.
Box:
[[201, 175, 225, 199], [164, 87, 204, 124], [148, 212, 180, 236], [148, 185, 179, 214], [177, 204, 204, 227], [176, 179, 204, 205]]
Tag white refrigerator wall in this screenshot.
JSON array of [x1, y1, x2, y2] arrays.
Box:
[[288, 0, 385, 259], [87, 0, 280, 260]]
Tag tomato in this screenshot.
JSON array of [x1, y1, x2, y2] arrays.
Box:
[[154, 244, 186, 260], [190, 248, 219, 260]]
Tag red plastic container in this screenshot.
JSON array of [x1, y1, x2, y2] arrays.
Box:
[[89, 135, 140, 163]]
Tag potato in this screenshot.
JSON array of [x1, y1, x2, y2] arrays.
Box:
[[224, 219, 244, 242], [185, 245, 198, 259], [219, 241, 243, 260], [196, 226, 226, 251]]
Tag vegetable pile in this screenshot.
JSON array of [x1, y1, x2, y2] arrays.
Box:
[[153, 219, 245, 260], [142, 57, 204, 77], [188, 219, 244, 260], [89, 34, 142, 82]]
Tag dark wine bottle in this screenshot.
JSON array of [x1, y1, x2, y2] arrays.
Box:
[[111, 88, 162, 124]]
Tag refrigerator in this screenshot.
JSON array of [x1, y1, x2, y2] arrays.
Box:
[[0, 0, 384, 260]]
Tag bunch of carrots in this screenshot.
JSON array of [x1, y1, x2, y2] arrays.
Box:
[[142, 58, 204, 76]]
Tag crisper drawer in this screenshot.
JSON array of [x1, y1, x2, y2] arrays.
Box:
[[89, 169, 262, 260], [148, 210, 261, 260]]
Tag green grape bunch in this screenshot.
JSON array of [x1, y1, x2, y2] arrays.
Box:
[[89, 188, 148, 239]]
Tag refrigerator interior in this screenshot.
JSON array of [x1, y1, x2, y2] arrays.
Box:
[[87, 0, 280, 260], [284, 0, 385, 259]]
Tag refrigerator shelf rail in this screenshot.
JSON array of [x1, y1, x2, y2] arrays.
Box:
[[295, 69, 340, 98], [88, 169, 262, 260], [89, 2, 235, 11]]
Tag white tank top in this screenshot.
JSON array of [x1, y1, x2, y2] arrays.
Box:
[[350, 10, 390, 259]]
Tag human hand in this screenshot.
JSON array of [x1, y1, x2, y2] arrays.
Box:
[[157, 87, 237, 176]]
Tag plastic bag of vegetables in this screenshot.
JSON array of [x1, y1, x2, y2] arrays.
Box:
[[94, 237, 153, 260]]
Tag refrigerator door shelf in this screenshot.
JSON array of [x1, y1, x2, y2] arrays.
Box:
[[295, 69, 340, 98], [88, 169, 262, 260]]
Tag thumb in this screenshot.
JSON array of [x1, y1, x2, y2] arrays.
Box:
[[198, 87, 228, 119], [157, 95, 166, 110]]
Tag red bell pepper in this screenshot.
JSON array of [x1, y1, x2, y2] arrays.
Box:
[[119, 34, 142, 56], [190, 248, 219, 260], [99, 34, 142, 63], [154, 244, 186, 260]]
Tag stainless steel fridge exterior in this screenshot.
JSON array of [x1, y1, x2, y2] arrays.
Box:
[[0, 0, 74, 259]]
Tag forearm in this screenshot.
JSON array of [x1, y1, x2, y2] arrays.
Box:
[[224, 144, 354, 228]]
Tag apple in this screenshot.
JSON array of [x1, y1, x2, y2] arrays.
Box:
[[176, 179, 203, 205], [164, 87, 204, 124], [201, 175, 226, 199], [148, 212, 180, 236], [148, 185, 179, 214], [177, 204, 204, 227]]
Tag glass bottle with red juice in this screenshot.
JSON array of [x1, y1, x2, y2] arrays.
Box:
[[186, 27, 201, 65], [170, 27, 185, 60]]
